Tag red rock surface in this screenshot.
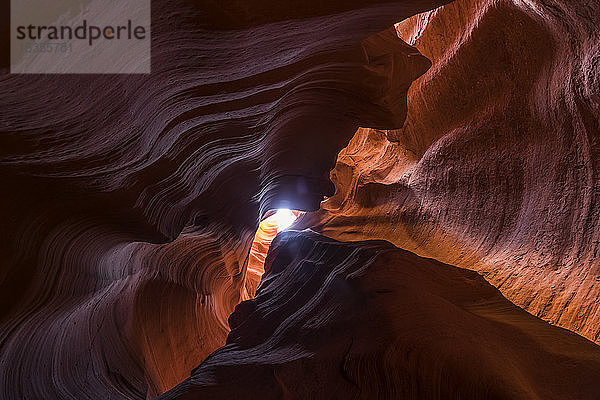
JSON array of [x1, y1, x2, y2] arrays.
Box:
[[159, 230, 600, 400], [0, 0, 446, 398], [1, 0, 599, 398], [247, 209, 302, 296], [301, 0, 600, 345]]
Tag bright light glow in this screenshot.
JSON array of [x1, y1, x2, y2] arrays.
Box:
[[246, 208, 302, 294], [270, 208, 297, 231]]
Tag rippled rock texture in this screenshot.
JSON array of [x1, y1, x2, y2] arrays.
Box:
[[2, 0, 600, 398], [159, 230, 600, 400], [304, 0, 600, 345], [0, 0, 448, 398]]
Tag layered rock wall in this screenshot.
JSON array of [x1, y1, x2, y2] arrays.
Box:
[[306, 0, 600, 343]]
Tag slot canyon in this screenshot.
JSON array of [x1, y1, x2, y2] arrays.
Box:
[[1, 0, 600, 398]]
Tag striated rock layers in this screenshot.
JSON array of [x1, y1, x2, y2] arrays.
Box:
[[159, 230, 600, 400], [301, 0, 600, 345], [0, 0, 448, 398], [2, 0, 600, 398]]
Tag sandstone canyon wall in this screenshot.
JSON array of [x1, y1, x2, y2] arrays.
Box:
[[304, 0, 600, 345], [160, 230, 600, 400], [1, 0, 599, 399], [0, 0, 448, 398]]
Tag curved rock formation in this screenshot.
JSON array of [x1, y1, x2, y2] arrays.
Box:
[[1, 0, 599, 398], [247, 209, 302, 296], [159, 230, 600, 400], [0, 0, 447, 398], [304, 0, 600, 344]]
